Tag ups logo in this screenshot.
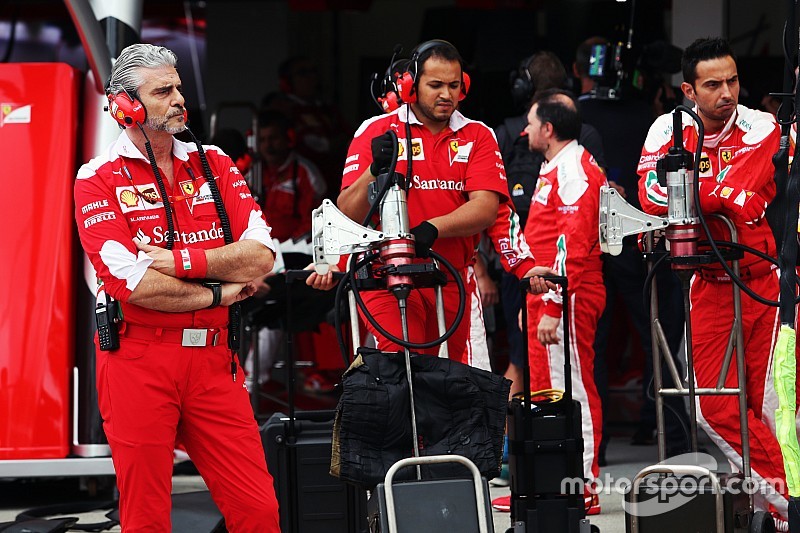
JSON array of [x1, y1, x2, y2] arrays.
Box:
[[411, 141, 422, 157], [699, 156, 711, 174]]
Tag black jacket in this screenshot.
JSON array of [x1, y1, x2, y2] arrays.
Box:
[[331, 349, 510, 488]]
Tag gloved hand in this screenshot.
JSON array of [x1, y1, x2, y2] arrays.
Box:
[[370, 131, 395, 176], [699, 182, 767, 225], [410, 221, 438, 258]]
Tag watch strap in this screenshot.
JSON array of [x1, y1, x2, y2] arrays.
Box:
[[203, 282, 222, 308]]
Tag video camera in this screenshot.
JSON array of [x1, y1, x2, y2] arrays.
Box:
[[587, 39, 682, 102], [587, 41, 627, 100]]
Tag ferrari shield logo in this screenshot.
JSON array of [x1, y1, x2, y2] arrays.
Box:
[[448, 139, 472, 166], [181, 180, 195, 196], [720, 149, 733, 163]]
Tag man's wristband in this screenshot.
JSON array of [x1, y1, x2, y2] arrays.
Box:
[[174, 248, 208, 279], [203, 281, 222, 309]]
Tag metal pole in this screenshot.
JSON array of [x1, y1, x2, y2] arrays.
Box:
[[648, 234, 668, 462], [435, 283, 448, 359], [348, 292, 360, 360], [679, 270, 699, 453], [398, 298, 422, 480], [728, 231, 753, 511]]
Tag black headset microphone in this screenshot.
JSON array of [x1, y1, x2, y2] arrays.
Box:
[[387, 44, 403, 76], [373, 44, 404, 113]]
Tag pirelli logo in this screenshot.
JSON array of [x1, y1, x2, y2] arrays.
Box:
[[84, 211, 116, 228]]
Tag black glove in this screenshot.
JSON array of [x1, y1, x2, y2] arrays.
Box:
[[370, 131, 395, 176], [410, 221, 438, 258]]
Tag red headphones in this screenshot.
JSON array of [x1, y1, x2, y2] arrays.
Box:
[[235, 152, 253, 175], [396, 40, 470, 104], [378, 91, 402, 113], [107, 91, 146, 128], [106, 90, 189, 128]]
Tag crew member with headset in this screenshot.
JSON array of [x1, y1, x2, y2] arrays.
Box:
[[74, 43, 280, 531], [368, 52, 554, 371], [336, 39, 551, 362], [495, 50, 606, 396], [521, 89, 608, 515]]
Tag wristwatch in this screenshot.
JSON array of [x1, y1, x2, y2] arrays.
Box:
[[202, 281, 222, 309]]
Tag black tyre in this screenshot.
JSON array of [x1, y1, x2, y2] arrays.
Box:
[[751, 510, 776, 533]]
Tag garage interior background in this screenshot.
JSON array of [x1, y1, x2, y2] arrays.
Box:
[[0, 0, 787, 139]]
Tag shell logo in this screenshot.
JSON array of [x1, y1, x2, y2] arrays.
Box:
[[120, 189, 140, 208]]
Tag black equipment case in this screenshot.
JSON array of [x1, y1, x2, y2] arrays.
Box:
[[507, 276, 590, 532], [262, 411, 368, 533], [261, 270, 368, 533]]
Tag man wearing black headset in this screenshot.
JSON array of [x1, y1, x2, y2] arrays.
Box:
[[495, 50, 607, 397], [338, 39, 551, 363], [74, 43, 280, 532]]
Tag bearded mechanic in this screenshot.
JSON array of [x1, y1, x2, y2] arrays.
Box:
[[336, 39, 550, 363], [74, 44, 279, 532], [637, 37, 788, 525], [517, 90, 607, 514]]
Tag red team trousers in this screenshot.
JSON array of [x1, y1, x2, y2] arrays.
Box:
[[96, 331, 280, 532], [690, 270, 789, 515]]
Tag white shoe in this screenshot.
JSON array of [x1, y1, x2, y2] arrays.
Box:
[[771, 513, 789, 532]]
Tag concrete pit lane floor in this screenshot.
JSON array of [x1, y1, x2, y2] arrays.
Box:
[[0, 426, 729, 532]]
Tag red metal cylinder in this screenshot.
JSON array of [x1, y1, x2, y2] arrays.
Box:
[[666, 223, 701, 270], [379, 238, 416, 290]]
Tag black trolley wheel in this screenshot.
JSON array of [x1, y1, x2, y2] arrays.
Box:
[[750, 510, 776, 533]]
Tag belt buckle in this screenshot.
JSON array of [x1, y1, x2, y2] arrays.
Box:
[[182, 328, 208, 347]]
